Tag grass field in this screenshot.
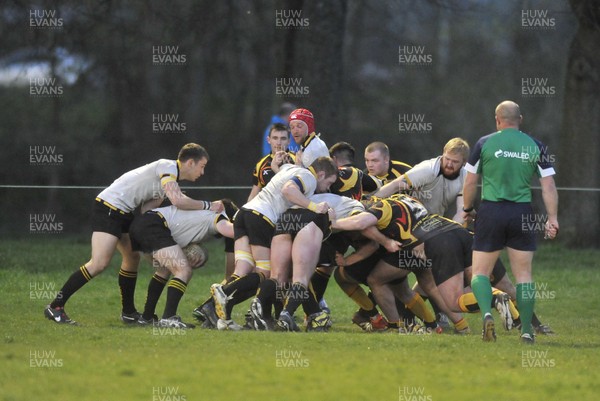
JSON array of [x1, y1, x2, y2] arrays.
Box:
[[1, 237, 599, 401]]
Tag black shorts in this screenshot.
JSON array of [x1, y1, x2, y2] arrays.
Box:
[[233, 208, 275, 248], [381, 248, 430, 272], [274, 209, 331, 240], [473, 201, 537, 252], [425, 228, 472, 285], [91, 198, 134, 239], [342, 250, 386, 285], [129, 212, 176, 253]]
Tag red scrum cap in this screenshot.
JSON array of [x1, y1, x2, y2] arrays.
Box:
[[288, 108, 315, 134]]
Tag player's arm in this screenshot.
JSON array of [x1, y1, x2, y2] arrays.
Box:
[[539, 175, 559, 239], [337, 240, 379, 267], [332, 212, 378, 231], [281, 179, 329, 213], [374, 175, 410, 198], [461, 171, 479, 222], [247, 185, 261, 202], [360, 225, 401, 253], [163, 181, 223, 212], [216, 218, 235, 239], [140, 197, 164, 213]]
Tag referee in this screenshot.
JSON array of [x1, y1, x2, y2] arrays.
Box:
[[462, 100, 559, 343]]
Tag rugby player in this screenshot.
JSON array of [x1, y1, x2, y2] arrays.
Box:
[[332, 194, 471, 333], [210, 157, 338, 330], [248, 123, 296, 201], [363, 141, 412, 188], [129, 205, 233, 328], [288, 108, 329, 168], [44, 144, 223, 325]]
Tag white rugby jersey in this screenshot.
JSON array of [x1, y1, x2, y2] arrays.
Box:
[[403, 156, 465, 216], [153, 205, 222, 247], [298, 133, 329, 168], [307, 193, 364, 219], [97, 159, 179, 212], [243, 164, 317, 223]]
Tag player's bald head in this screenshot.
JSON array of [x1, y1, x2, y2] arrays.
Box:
[[495, 101, 521, 124]]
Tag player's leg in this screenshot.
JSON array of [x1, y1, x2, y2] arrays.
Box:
[[387, 279, 433, 333], [252, 234, 291, 330], [116, 233, 141, 322], [471, 250, 501, 340], [366, 260, 409, 331], [153, 245, 194, 328], [45, 231, 119, 324], [289, 223, 327, 330], [140, 264, 170, 324]]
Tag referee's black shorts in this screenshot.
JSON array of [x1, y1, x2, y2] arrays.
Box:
[[233, 208, 275, 248], [129, 212, 176, 253], [473, 201, 536, 252], [91, 198, 134, 239]]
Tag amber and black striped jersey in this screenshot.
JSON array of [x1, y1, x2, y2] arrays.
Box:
[[366, 194, 462, 248], [330, 165, 380, 200], [366, 160, 412, 186], [251, 152, 296, 188]]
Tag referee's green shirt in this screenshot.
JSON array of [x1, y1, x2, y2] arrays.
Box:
[[465, 128, 556, 203]]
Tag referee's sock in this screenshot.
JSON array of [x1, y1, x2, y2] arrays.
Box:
[[143, 274, 167, 320], [471, 275, 493, 319], [119, 268, 138, 314], [162, 278, 187, 319], [516, 282, 536, 335], [50, 265, 93, 308]]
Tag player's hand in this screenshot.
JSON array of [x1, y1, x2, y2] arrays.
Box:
[[295, 150, 304, 166], [335, 252, 345, 267], [544, 218, 559, 240], [272, 151, 287, 172], [383, 238, 402, 253], [327, 207, 336, 220], [313, 202, 330, 214], [210, 200, 224, 214]]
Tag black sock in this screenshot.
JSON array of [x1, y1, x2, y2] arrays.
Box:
[[143, 274, 167, 320], [119, 268, 138, 314], [301, 283, 321, 316], [273, 297, 284, 319], [162, 278, 187, 319], [310, 269, 331, 302], [51, 266, 92, 308], [223, 273, 263, 318], [283, 282, 308, 316], [396, 298, 416, 325], [359, 292, 379, 317], [257, 278, 278, 319]]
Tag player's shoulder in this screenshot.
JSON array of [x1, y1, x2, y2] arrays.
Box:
[[391, 160, 412, 170]]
